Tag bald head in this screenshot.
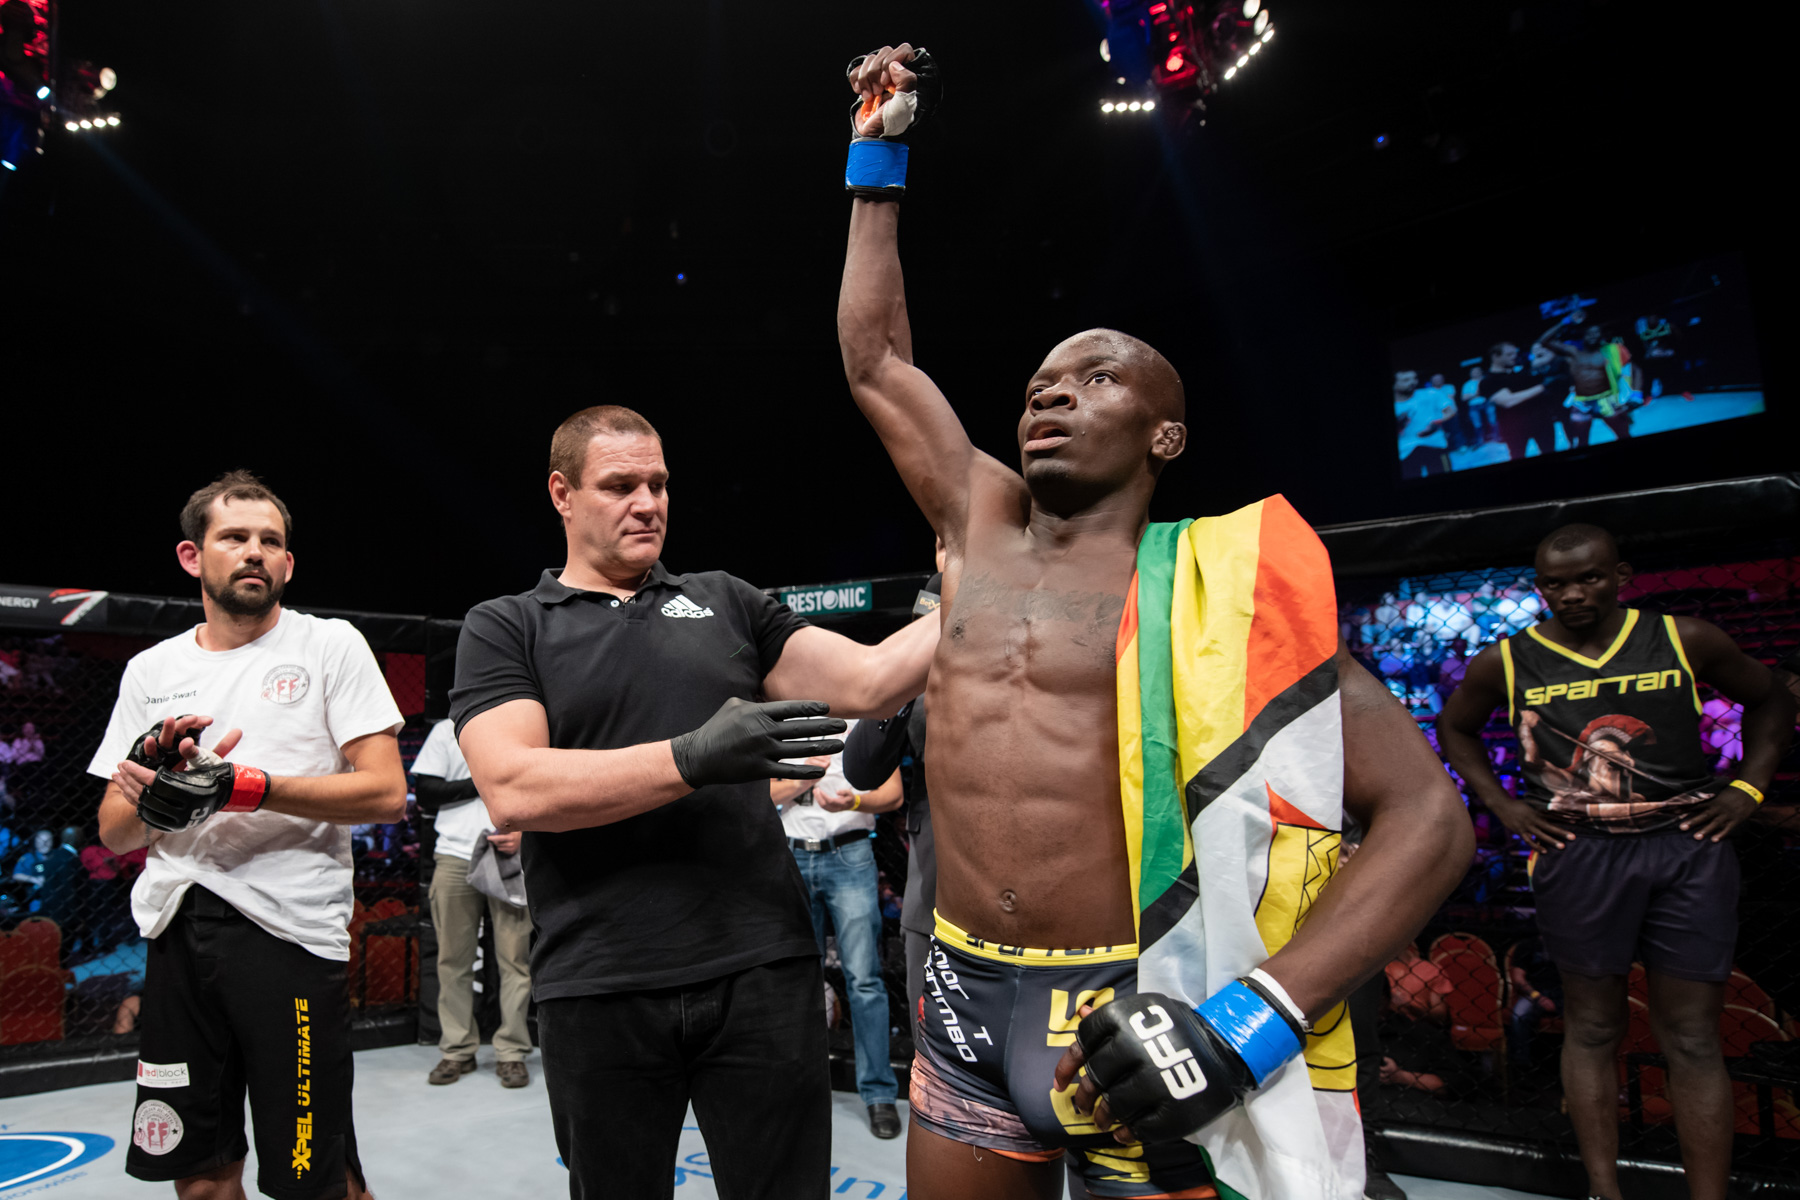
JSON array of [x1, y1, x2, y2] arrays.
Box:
[[1049, 328, 1186, 424], [1537, 523, 1619, 566]]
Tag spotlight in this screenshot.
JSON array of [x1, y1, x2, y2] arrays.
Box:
[[1143, 99, 1155, 111], [1262, 27, 1274, 41], [79, 119, 92, 129], [100, 67, 117, 91], [1249, 41, 1261, 54], [1100, 38, 1111, 63], [2, 160, 14, 171], [107, 115, 119, 126], [65, 121, 76, 131], [35, 85, 50, 100], [1373, 133, 1390, 149], [1243, 0, 1260, 15], [1254, 9, 1270, 34], [675, 272, 688, 284], [1237, 56, 1249, 68], [1165, 51, 1185, 73], [1224, 66, 1237, 80], [1128, 100, 1142, 111], [1102, 101, 1115, 113]]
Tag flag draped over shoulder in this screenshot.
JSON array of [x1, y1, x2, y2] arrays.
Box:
[[1116, 495, 1363, 1200]]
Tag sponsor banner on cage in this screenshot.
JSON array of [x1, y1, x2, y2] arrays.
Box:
[[780, 581, 872, 616], [0, 583, 110, 628]]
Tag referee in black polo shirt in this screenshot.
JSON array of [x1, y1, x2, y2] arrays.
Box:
[[453, 405, 938, 1200]]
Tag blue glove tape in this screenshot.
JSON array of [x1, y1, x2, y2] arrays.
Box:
[[1196, 980, 1303, 1087], [846, 138, 908, 195]]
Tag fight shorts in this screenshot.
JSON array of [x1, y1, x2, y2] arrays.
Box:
[[126, 886, 364, 1199], [911, 912, 1217, 1199], [1529, 832, 1738, 982]]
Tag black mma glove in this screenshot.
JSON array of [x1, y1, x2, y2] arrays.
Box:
[[1075, 979, 1305, 1144], [126, 716, 196, 773], [668, 698, 846, 789], [138, 745, 270, 833]]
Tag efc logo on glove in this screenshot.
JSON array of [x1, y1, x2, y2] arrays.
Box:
[[1129, 1005, 1209, 1100]]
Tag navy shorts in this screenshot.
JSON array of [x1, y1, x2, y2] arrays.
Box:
[[910, 913, 1216, 1199], [126, 886, 363, 1199], [1529, 832, 1738, 982]]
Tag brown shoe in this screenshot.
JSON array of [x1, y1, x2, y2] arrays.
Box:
[[427, 1057, 476, 1085], [496, 1061, 530, 1089]]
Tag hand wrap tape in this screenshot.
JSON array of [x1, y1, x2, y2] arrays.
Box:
[[1195, 979, 1303, 1087], [845, 138, 908, 198]]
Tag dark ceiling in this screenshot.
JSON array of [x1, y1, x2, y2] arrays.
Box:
[[4, 0, 1788, 617]]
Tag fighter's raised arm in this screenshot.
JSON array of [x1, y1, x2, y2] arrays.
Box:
[[837, 45, 987, 542]]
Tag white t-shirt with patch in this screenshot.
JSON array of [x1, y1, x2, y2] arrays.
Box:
[[411, 718, 494, 862], [86, 608, 404, 960], [779, 720, 877, 842]]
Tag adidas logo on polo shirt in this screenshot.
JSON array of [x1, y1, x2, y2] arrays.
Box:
[[661, 595, 715, 619]]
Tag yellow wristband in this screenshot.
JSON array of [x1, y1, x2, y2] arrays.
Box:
[[850, 793, 862, 811], [1727, 779, 1764, 805]]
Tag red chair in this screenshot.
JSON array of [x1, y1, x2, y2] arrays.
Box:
[[13, 917, 61, 961], [0, 964, 67, 1045], [1726, 969, 1777, 1022], [1429, 932, 1496, 967], [1439, 949, 1504, 1053]]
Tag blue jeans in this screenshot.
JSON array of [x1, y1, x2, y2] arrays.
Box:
[[791, 837, 898, 1105]]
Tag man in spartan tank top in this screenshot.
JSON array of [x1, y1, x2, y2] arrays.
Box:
[[1439, 524, 1794, 1200]]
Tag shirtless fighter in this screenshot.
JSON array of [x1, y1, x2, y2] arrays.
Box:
[[1536, 320, 1644, 447], [840, 44, 1474, 1200]]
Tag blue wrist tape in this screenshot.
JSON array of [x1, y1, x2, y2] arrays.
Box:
[[1196, 980, 1304, 1087], [845, 138, 908, 196]]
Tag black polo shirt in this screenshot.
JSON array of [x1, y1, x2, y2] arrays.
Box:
[[449, 563, 818, 999]]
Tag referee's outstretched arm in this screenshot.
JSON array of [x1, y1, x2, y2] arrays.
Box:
[[460, 615, 938, 836]]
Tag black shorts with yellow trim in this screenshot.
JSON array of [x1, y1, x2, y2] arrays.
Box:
[[910, 912, 1217, 1199], [126, 886, 363, 1200]]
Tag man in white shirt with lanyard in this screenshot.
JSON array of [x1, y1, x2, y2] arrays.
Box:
[[412, 717, 533, 1089], [89, 470, 406, 1200], [773, 725, 905, 1139]]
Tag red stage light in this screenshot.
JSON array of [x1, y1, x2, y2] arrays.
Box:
[[1165, 51, 1185, 72]]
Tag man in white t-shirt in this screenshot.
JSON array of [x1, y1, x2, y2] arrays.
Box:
[[412, 717, 532, 1089], [88, 470, 405, 1200], [772, 725, 905, 1139], [1394, 369, 1457, 478]]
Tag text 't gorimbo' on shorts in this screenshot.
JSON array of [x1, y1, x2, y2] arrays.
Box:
[[910, 911, 1217, 1199]]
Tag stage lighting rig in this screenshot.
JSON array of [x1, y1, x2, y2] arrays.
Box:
[[1097, 0, 1278, 118], [0, 0, 119, 173]]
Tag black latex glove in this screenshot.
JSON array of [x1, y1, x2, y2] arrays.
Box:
[[669, 698, 846, 788]]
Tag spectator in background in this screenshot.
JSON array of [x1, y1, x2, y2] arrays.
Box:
[[12, 827, 78, 925], [10, 720, 44, 764], [1698, 696, 1744, 773], [413, 716, 533, 1090], [81, 837, 148, 949], [773, 726, 906, 1140], [1505, 936, 1562, 1067]]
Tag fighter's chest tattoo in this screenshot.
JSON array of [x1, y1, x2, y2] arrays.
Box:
[[948, 571, 1127, 639]]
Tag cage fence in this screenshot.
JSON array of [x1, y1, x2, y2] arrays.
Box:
[[0, 614, 432, 1074], [1337, 543, 1800, 1185], [2, 475, 1795, 1194]]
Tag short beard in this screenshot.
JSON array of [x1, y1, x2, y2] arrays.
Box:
[[204, 572, 284, 618]]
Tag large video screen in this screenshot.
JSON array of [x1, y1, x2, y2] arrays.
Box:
[[1390, 254, 1765, 477]]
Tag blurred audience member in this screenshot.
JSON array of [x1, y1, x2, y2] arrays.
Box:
[[414, 716, 533, 1090], [775, 729, 905, 1139]]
